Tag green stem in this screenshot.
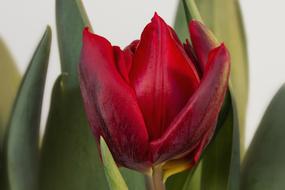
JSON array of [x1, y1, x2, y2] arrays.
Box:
[[145, 175, 155, 190], [145, 166, 166, 190], [182, 0, 203, 22]]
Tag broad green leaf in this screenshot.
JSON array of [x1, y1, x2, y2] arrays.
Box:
[[0, 39, 21, 142], [56, 0, 91, 89], [174, 0, 248, 151], [166, 169, 191, 190], [166, 161, 202, 190], [182, 0, 202, 22], [241, 84, 285, 190], [182, 162, 202, 190], [120, 168, 146, 190], [201, 98, 240, 190], [101, 137, 128, 190], [39, 0, 108, 189], [39, 76, 108, 190], [1, 27, 51, 190]]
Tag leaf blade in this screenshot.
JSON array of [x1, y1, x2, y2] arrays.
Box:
[[101, 137, 128, 190], [56, 0, 90, 88], [201, 99, 240, 190], [241, 84, 285, 189], [0, 39, 21, 142], [120, 168, 146, 190], [39, 75, 109, 190], [38, 0, 109, 189], [2, 26, 51, 190]]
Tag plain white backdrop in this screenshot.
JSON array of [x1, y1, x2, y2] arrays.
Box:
[[0, 0, 285, 148]]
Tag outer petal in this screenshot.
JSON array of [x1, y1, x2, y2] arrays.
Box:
[[151, 44, 230, 163], [79, 28, 150, 170], [129, 13, 200, 141], [189, 20, 219, 73]]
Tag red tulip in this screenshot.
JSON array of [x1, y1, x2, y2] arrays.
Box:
[[79, 13, 230, 172]]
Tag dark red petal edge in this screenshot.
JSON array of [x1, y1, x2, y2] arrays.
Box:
[[79, 28, 150, 170]]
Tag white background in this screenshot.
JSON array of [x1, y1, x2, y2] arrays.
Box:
[[0, 0, 284, 148]]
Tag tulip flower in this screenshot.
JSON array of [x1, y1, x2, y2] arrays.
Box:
[[79, 12, 230, 177]]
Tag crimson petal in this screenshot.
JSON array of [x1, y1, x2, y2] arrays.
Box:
[[151, 44, 230, 163], [190, 20, 219, 73], [129, 14, 200, 141], [79, 28, 150, 170]]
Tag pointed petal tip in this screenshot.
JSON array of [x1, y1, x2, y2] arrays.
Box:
[[82, 27, 113, 49], [83, 27, 95, 42], [83, 27, 91, 36], [220, 43, 228, 54], [153, 12, 160, 19], [151, 12, 165, 25], [82, 27, 100, 39], [214, 43, 230, 61]]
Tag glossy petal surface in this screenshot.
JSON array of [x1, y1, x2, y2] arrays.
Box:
[[79, 28, 150, 170], [151, 44, 230, 163], [129, 14, 200, 140]]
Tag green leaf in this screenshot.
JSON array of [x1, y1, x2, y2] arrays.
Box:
[[201, 98, 240, 190], [100, 137, 128, 190], [56, 0, 91, 89], [0, 39, 21, 143], [166, 169, 191, 190], [38, 0, 108, 189], [182, 162, 202, 190], [174, 0, 248, 151], [39, 76, 108, 190], [1, 26, 51, 190], [241, 84, 285, 190], [120, 168, 146, 190], [182, 0, 202, 22], [166, 161, 202, 190]]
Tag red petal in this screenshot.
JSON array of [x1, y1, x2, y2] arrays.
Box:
[[189, 20, 219, 73], [183, 40, 202, 77], [79, 28, 150, 170], [129, 13, 200, 141], [151, 44, 230, 163], [124, 40, 139, 54], [113, 46, 132, 83]]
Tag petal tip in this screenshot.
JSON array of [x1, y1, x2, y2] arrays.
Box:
[[83, 27, 92, 38], [208, 43, 231, 71], [153, 12, 160, 19], [151, 12, 165, 25], [83, 27, 96, 42], [217, 43, 230, 59]]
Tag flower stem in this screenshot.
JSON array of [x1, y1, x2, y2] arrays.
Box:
[[145, 166, 166, 190], [182, 0, 203, 22]]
